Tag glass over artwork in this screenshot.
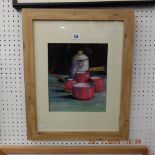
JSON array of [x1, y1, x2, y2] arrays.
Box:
[[48, 43, 108, 112]]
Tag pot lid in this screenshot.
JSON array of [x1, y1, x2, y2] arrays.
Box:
[[74, 50, 88, 60]]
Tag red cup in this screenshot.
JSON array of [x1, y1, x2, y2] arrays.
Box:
[[64, 79, 76, 92], [90, 76, 104, 92], [72, 83, 94, 100], [75, 71, 90, 82]]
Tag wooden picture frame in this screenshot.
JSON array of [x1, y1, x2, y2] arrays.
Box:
[[13, 0, 155, 9], [0, 146, 148, 155], [23, 9, 134, 140]]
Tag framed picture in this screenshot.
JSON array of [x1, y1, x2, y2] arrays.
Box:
[[0, 146, 148, 155], [13, 0, 155, 9], [23, 8, 134, 140]]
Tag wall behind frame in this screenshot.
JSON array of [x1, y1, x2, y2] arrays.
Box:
[[0, 0, 155, 155]]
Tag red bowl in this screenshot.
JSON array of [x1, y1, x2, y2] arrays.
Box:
[[75, 71, 90, 83], [64, 79, 76, 92], [72, 83, 94, 100], [90, 76, 104, 92]]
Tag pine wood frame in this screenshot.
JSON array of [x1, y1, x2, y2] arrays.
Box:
[[23, 9, 134, 140], [13, 0, 155, 9], [0, 146, 148, 155]]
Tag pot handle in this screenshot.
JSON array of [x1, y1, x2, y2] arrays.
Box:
[[52, 74, 66, 82]]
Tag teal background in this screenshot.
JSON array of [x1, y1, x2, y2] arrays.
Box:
[[48, 74, 106, 112]]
